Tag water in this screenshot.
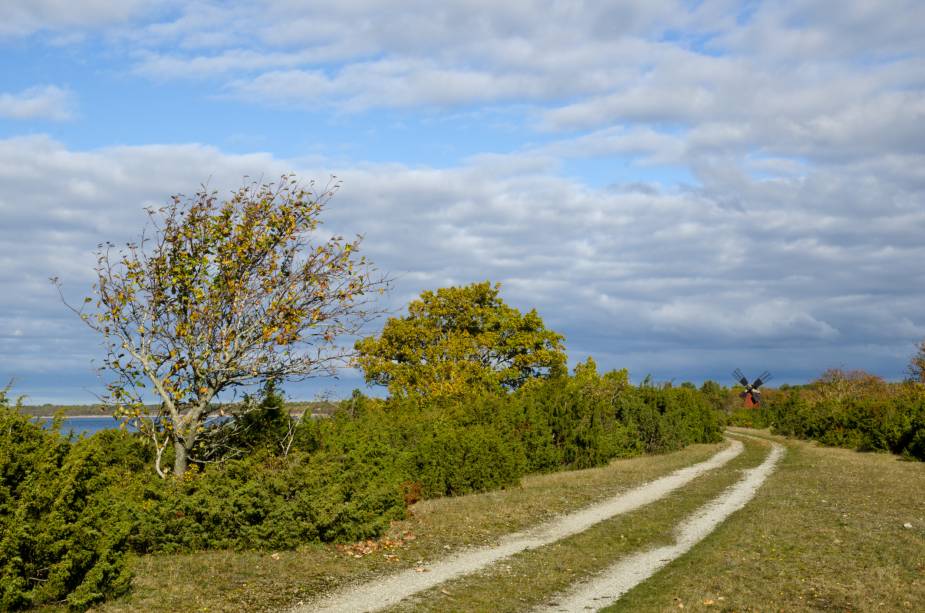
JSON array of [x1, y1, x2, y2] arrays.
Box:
[[35, 416, 127, 436], [37, 415, 238, 437]]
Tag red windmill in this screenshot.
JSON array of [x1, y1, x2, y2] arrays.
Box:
[[733, 369, 771, 407]]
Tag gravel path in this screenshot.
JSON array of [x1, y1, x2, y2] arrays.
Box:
[[536, 439, 784, 612], [292, 439, 744, 613]]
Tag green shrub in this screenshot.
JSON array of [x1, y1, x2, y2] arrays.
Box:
[[764, 376, 925, 461], [0, 409, 145, 610], [134, 450, 406, 552], [408, 420, 525, 496]]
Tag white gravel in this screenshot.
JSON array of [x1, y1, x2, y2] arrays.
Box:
[[291, 439, 744, 613], [536, 440, 784, 612]]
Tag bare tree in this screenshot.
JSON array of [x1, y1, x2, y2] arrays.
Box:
[[54, 175, 386, 477]]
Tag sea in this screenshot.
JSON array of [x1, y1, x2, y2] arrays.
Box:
[[34, 416, 128, 436], [34, 414, 249, 436]]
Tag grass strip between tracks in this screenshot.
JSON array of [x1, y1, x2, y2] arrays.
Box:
[[385, 435, 770, 612]]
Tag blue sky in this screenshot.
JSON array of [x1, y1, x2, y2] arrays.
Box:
[[1, 1, 924, 403]]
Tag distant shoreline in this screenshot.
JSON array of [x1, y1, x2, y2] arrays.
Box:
[[18, 401, 334, 418], [29, 411, 315, 420], [32, 415, 113, 419]]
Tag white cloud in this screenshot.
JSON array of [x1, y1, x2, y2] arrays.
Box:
[[0, 0, 163, 37], [0, 85, 75, 121], [126, 1, 684, 106], [225, 60, 555, 111]]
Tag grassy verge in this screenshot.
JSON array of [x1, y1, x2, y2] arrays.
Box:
[[83, 442, 727, 612], [387, 435, 770, 612], [608, 429, 925, 612]]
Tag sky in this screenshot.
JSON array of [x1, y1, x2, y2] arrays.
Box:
[[1, 0, 924, 403]]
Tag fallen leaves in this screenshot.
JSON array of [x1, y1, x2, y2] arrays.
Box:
[[335, 530, 417, 559]]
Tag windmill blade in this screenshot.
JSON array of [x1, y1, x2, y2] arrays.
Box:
[[751, 390, 762, 404], [733, 368, 748, 386], [739, 391, 748, 399], [753, 371, 772, 388]]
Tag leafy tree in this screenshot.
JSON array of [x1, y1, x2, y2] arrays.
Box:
[[699, 379, 733, 412], [355, 282, 566, 399], [809, 368, 887, 403], [55, 176, 385, 476]]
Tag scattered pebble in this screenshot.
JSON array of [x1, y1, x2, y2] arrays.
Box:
[[903, 522, 913, 529]]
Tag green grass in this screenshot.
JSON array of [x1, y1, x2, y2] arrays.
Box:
[[87, 442, 727, 613], [608, 429, 925, 612]]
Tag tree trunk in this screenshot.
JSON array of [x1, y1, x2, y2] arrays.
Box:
[[154, 444, 166, 479], [173, 440, 188, 476]]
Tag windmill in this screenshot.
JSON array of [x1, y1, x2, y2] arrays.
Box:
[[733, 368, 771, 407]]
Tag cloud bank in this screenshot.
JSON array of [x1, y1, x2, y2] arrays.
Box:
[[1, 133, 922, 401]]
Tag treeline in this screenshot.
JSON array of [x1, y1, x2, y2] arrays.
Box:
[[0, 361, 722, 610], [729, 369, 925, 460]]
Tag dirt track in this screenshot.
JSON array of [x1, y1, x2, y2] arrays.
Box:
[[293, 439, 746, 613], [536, 439, 784, 612]]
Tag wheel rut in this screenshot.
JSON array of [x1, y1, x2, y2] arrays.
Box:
[[291, 439, 745, 613], [536, 438, 784, 612]]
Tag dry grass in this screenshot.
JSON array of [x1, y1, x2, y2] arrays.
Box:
[[87, 443, 726, 612], [608, 429, 925, 612], [387, 436, 771, 612]]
